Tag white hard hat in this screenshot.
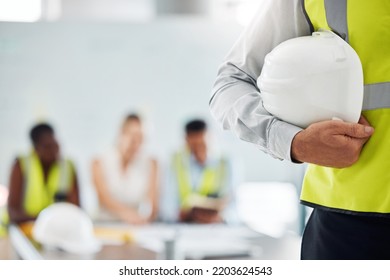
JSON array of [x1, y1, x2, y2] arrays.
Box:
[[257, 31, 363, 128], [32, 203, 102, 255]]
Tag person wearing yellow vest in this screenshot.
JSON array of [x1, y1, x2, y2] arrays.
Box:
[[7, 123, 80, 225], [0, 185, 8, 237], [210, 0, 389, 259], [163, 119, 232, 224]]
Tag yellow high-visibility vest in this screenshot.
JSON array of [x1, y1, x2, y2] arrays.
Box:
[[0, 152, 74, 235], [0, 209, 7, 237], [300, 0, 390, 214], [20, 152, 74, 217], [173, 150, 227, 209]]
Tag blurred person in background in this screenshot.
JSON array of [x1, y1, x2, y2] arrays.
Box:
[[162, 119, 235, 224], [7, 123, 80, 225], [0, 185, 9, 237], [91, 113, 159, 224]]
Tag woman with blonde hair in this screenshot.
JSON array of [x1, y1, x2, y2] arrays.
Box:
[[92, 114, 158, 224]]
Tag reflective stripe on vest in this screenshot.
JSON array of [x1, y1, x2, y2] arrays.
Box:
[[20, 152, 73, 217], [301, 0, 390, 214], [173, 151, 226, 208], [363, 83, 390, 110]]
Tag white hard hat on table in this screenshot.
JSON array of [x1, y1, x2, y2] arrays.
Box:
[[32, 202, 102, 255], [257, 31, 364, 128]]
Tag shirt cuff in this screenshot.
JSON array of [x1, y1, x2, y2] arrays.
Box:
[[267, 120, 303, 161]]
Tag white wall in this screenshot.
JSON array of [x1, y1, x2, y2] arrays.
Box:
[[0, 18, 306, 213]]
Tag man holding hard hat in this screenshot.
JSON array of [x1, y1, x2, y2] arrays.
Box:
[[210, 0, 389, 259]]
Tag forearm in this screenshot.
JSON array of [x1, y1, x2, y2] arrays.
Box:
[[100, 196, 137, 218], [211, 79, 302, 160], [67, 176, 80, 206], [210, 0, 310, 160], [93, 159, 142, 221], [7, 206, 35, 224], [179, 209, 192, 222], [148, 199, 158, 222], [7, 159, 34, 224]]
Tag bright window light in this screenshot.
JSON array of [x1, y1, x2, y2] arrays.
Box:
[[237, 182, 299, 238], [236, 1, 259, 26], [0, 0, 42, 22]]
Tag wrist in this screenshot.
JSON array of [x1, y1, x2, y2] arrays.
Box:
[[291, 131, 305, 163]]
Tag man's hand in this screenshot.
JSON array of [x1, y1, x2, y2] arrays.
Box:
[[180, 207, 222, 224], [291, 116, 374, 168], [191, 207, 222, 224]]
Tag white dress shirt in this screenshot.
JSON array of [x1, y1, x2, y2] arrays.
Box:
[[210, 0, 311, 161], [97, 148, 152, 221]]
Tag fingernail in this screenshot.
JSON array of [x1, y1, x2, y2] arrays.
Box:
[[365, 126, 374, 134]]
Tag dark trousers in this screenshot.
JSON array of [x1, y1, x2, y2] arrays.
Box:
[[301, 208, 390, 260]]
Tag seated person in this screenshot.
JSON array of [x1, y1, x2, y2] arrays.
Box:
[[91, 114, 159, 224], [7, 123, 80, 224], [0, 185, 8, 237], [163, 119, 233, 224]]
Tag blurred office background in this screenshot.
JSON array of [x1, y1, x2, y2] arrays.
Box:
[[0, 0, 307, 259]]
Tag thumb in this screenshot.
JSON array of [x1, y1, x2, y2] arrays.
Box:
[[343, 122, 374, 138]]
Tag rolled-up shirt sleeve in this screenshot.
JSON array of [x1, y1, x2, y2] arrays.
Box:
[[210, 0, 311, 161]]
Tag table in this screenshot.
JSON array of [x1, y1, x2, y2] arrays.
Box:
[[0, 237, 18, 260], [4, 223, 301, 260], [7, 224, 157, 260]]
